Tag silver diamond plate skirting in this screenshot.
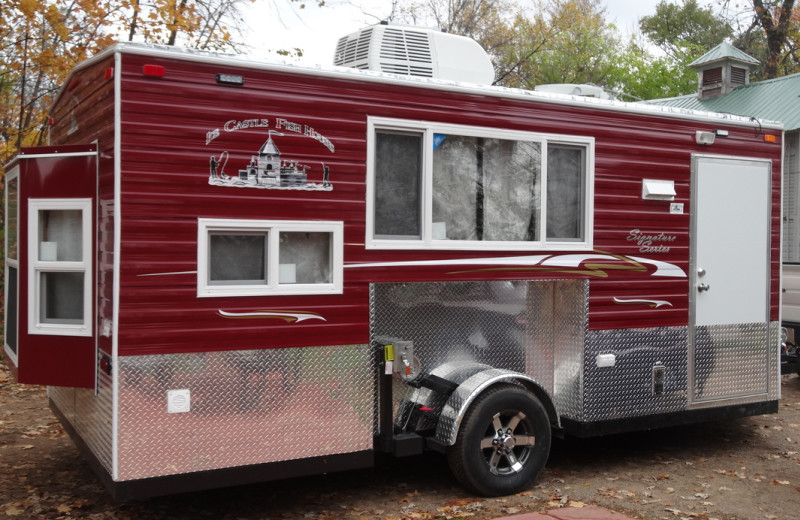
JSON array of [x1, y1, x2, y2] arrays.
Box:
[[116, 345, 373, 481], [583, 322, 778, 421], [584, 327, 689, 422], [49, 351, 114, 475], [692, 322, 779, 405]]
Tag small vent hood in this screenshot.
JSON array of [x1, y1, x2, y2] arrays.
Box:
[[334, 23, 495, 85]]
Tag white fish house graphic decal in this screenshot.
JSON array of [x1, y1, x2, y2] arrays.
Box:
[[209, 130, 333, 191]]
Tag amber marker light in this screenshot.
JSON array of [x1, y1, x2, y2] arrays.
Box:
[[764, 134, 777, 143]]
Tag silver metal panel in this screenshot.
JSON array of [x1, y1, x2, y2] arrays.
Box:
[[584, 327, 688, 422], [436, 369, 541, 445], [692, 322, 778, 404], [552, 281, 588, 420], [115, 345, 373, 481], [370, 280, 586, 432], [48, 353, 114, 474]]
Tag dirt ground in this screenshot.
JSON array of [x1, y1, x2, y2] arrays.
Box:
[[2, 359, 800, 520]]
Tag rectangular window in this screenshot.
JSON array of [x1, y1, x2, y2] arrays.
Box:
[[28, 199, 93, 336], [279, 232, 333, 284], [6, 266, 18, 356], [546, 145, 586, 241], [4, 170, 19, 359], [374, 131, 423, 239], [432, 135, 541, 242], [209, 233, 267, 284], [367, 118, 593, 250], [7, 175, 18, 261], [197, 219, 343, 297]]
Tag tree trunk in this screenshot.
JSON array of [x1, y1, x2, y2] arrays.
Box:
[[128, 0, 140, 41], [753, 0, 795, 78], [167, 0, 189, 46]]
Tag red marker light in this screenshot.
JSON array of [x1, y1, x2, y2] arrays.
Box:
[[143, 64, 165, 77], [105, 67, 114, 80]]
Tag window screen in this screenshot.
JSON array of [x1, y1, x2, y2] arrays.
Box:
[[6, 266, 17, 354], [546, 145, 585, 240], [7, 177, 17, 261], [209, 233, 267, 283], [40, 272, 85, 324], [279, 232, 332, 284], [374, 131, 423, 238], [432, 135, 541, 242]]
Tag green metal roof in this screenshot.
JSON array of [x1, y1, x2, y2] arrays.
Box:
[[645, 72, 800, 130], [689, 41, 760, 68]]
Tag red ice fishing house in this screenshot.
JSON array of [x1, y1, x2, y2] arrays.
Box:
[[3, 25, 784, 499]]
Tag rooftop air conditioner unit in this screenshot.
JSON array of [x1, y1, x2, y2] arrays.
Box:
[[333, 23, 495, 85]]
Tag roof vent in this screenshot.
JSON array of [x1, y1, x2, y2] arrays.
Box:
[[333, 24, 494, 85], [534, 83, 615, 100], [689, 42, 759, 100]]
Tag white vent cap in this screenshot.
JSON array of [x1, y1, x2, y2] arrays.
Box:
[[642, 179, 676, 201]]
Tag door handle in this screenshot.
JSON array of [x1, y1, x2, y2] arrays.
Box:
[[697, 283, 711, 292]]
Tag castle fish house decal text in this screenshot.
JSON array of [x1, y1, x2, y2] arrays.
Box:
[[205, 117, 335, 192]]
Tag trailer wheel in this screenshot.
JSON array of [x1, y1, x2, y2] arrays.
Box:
[[447, 384, 551, 497]]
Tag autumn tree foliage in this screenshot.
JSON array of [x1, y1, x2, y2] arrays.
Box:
[[640, 0, 733, 62], [494, 0, 622, 89], [1, 1, 113, 160], [393, 0, 622, 88], [392, 0, 798, 98], [122, 0, 255, 51], [725, 0, 798, 78], [0, 0, 254, 164]]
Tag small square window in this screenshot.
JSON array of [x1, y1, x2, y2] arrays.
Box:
[[39, 210, 83, 261], [209, 233, 267, 284], [40, 272, 85, 324], [279, 232, 332, 284]]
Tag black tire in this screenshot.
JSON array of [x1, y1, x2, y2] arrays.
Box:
[[447, 383, 551, 496]]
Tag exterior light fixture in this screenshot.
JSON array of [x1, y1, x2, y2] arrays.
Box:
[[695, 131, 715, 145], [216, 73, 244, 86]]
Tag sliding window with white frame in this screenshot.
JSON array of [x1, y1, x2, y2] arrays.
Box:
[[197, 219, 344, 297], [367, 118, 594, 251]]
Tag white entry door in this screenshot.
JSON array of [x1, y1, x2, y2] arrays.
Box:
[[691, 155, 772, 403], [693, 155, 771, 325]]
